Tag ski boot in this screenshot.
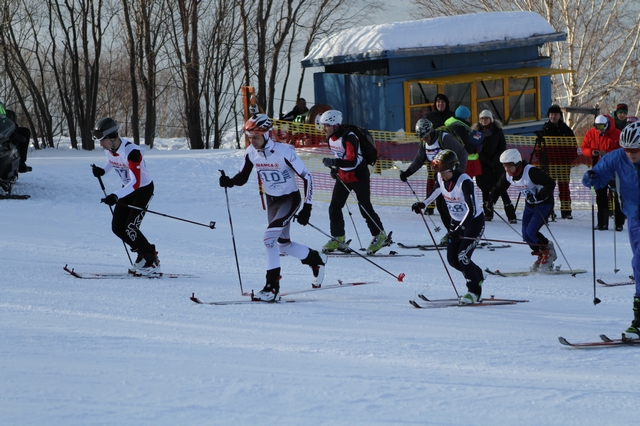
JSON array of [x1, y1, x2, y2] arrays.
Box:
[[367, 230, 391, 255], [624, 297, 640, 339], [253, 268, 281, 302], [322, 236, 347, 253], [539, 242, 557, 271], [530, 250, 542, 271], [302, 249, 327, 288], [459, 292, 481, 305]]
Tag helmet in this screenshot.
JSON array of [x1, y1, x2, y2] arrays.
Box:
[[431, 149, 459, 172], [92, 117, 119, 140], [319, 110, 343, 126], [244, 114, 272, 136], [500, 148, 522, 165], [415, 118, 433, 139], [619, 121, 640, 149], [594, 115, 609, 132]]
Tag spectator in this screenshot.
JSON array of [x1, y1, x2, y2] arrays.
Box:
[[280, 98, 309, 122], [0, 102, 31, 173], [538, 104, 578, 219], [614, 103, 629, 131], [425, 94, 454, 129], [581, 114, 625, 230], [472, 109, 517, 223]]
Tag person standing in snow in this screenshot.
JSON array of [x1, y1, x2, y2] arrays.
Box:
[[487, 149, 557, 271], [91, 117, 160, 276], [425, 93, 454, 129], [399, 118, 468, 240], [472, 109, 517, 223], [582, 122, 640, 339], [410, 149, 485, 304], [536, 104, 578, 220], [319, 109, 390, 255], [581, 114, 624, 231], [219, 114, 326, 302]]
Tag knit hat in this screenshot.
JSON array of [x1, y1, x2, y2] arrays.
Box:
[[479, 110, 493, 120], [616, 103, 628, 114], [455, 105, 471, 120], [547, 104, 562, 116]]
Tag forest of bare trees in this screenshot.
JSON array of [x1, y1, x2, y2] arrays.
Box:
[[1, 0, 638, 150]]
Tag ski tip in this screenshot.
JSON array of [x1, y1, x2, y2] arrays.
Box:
[[398, 272, 405, 282], [558, 336, 571, 346], [190, 293, 203, 304]]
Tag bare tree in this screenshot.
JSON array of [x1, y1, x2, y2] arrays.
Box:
[[409, 0, 640, 132]]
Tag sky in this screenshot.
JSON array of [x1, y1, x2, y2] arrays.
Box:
[[1, 137, 639, 425]]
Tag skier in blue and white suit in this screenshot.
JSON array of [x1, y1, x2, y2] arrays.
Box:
[[411, 149, 486, 305], [582, 121, 640, 339], [219, 114, 326, 302]]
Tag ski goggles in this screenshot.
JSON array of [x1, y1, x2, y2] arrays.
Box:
[[594, 123, 607, 131]]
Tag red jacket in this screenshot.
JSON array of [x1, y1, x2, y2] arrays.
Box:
[[581, 115, 621, 165]]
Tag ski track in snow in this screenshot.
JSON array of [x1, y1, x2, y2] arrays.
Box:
[[1, 145, 637, 425]]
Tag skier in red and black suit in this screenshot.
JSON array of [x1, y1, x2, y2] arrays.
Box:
[[91, 117, 160, 276]]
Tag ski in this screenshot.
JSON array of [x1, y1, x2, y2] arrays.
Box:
[[63, 264, 198, 279], [410, 295, 529, 309], [0, 193, 30, 200], [558, 334, 640, 348], [398, 242, 510, 251], [484, 267, 587, 277], [326, 251, 423, 258], [190, 293, 296, 305], [597, 278, 635, 287]]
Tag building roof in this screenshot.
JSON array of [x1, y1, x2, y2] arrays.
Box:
[[302, 11, 565, 68]]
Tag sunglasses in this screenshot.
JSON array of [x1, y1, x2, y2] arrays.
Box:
[[624, 148, 640, 154]]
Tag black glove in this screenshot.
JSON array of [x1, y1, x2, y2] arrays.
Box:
[[399, 170, 410, 182], [322, 157, 337, 168], [448, 226, 464, 242], [296, 203, 312, 226], [411, 201, 426, 214], [91, 164, 105, 177], [219, 175, 233, 188], [330, 167, 338, 180], [101, 193, 118, 206], [526, 193, 538, 204]]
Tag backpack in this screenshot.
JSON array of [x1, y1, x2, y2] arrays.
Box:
[[342, 124, 378, 166], [437, 121, 484, 154]]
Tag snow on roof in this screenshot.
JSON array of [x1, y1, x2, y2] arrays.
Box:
[[303, 11, 556, 64]]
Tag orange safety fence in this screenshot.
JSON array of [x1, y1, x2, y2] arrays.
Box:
[[271, 119, 596, 211]]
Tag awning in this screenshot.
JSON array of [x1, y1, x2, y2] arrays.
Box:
[[408, 67, 574, 85]]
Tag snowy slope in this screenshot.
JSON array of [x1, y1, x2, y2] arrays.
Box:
[[1, 143, 637, 426]]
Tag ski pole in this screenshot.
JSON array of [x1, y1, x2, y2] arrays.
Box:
[[591, 187, 601, 305], [405, 180, 441, 232], [94, 168, 133, 265], [534, 205, 578, 277], [117, 204, 216, 229], [334, 176, 366, 249], [336, 173, 385, 235], [220, 170, 247, 296], [492, 209, 523, 238], [302, 220, 405, 282], [416, 208, 459, 297]]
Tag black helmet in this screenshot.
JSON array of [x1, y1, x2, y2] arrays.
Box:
[[415, 118, 434, 139], [432, 149, 459, 172], [92, 117, 119, 140]]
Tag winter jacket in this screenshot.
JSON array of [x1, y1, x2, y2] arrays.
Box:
[[472, 120, 505, 174], [582, 148, 640, 219], [538, 119, 577, 165], [581, 115, 621, 165], [404, 131, 468, 177]]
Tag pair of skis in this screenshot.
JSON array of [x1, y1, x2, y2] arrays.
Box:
[[409, 294, 528, 309], [558, 334, 640, 348], [398, 242, 511, 251], [596, 276, 635, 287], [63, 265, 198, 279], [484, 267, 587, 277]]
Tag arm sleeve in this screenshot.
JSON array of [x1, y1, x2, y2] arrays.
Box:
[[529, 167, 556, 201], [230, 154, 254, 187], [422, 180, 442, 206], [456, 179, 478, 230], [404, 143, 428, 176], [285, 149, 314, 204], [114, 149, 142, 199], [488, 173, 510, 203], [334, 133, 359, 169]]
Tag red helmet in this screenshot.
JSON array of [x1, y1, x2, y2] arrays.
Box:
[[244, 114, 272, 136]]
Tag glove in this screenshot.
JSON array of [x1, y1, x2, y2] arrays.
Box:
[[296, 203, 312, 226], [330, 167, 338, 180], [91, 164, 105, 177], [322, 157, 337, 168], [582, 170, 597, 187], [526, 193, 538, 204], [411, 201, 426, 214], [101, 193, 118, 206], [399, 170, 410, 182], [483, 200, 495, 211], [219, 175, 233, 188], [448, 226, 464, 243]]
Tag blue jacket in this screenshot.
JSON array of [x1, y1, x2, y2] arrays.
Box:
[[582, 148, 640, 219]]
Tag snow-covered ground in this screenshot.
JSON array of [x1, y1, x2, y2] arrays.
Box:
[[2, 141, 638, 425]]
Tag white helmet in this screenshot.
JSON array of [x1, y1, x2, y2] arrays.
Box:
[[620, 121, 640, 149], [320, 110, 343, 126], [500, 148, 522, 164]]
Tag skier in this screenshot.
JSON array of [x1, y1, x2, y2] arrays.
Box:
[[410, 149, 486, 304], [219, 114, 326, 302], [582, 122, 640, 339], [400, 118, 468, 241], [319, 109, 390, 255], [91, 117, 160, 276], [487, 149, 557, 271]]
